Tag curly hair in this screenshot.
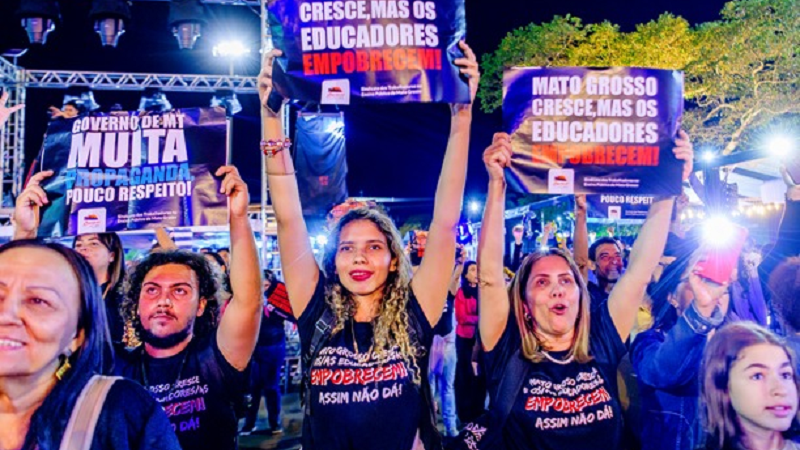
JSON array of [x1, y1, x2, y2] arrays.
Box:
[[321, 207, 422, 384], [121, 249, 227, 346]]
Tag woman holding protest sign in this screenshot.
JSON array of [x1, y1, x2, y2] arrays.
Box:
[[463, 131, 692, 450], [259, 40, 479, 449]]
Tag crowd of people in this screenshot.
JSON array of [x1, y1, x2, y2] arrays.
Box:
[[0, 35, 799, 450]]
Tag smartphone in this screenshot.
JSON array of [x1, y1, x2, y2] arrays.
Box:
[[695, 225, 749, 285]]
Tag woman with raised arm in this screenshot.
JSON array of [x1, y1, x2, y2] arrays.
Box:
[[472, 131, 692, 449], [258, 43, 479, 450]]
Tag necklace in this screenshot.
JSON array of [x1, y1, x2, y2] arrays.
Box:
[[140, 344, 191, 391], [350, 319, 374, 363], [541, 350, 575, 365]]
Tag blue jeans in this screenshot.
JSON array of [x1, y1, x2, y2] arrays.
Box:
[[428, 333, 458, 436]]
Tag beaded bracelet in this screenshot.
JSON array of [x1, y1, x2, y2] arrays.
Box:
[[261, 138, 292, 157]]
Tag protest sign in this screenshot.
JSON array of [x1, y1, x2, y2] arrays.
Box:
[[267, 0, 470, 104], [586, 194, 655, 221], [36, 108, 229, 237], [504, 67, 684, 195]]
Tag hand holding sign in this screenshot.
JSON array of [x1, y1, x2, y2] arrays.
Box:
[[13, 170, 54, 239], [216, 166, 250, 219], [673, 130, 694, 182], [259, 49, 284, 115], [483, 133, 512, 182], [451, 41, 480, 115], [0, 91, 24, 128]]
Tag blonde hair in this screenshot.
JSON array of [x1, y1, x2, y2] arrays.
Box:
[[509, 248, 592, 364], [321, 208, 421, 384], [700, 322, 800, 450]]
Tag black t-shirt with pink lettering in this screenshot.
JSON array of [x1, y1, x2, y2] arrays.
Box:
[[484, 303, 627, 450], [298, 275, 433, 450]]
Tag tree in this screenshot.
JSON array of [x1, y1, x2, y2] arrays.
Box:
[[478, 0, 800, 155]]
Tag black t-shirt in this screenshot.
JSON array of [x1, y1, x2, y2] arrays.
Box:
[[484, 302, 627, 450], [298, 274, 434, 450], [114, 335, 247, 450], [87, 378, 182, 450], [432, 292, 455, 337]]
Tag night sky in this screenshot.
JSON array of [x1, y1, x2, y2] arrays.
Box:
[[0, 0, 728, 211]]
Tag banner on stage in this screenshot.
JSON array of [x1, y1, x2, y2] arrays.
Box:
[[36, 108, 229, 237], [586, 194, 655, 221], [267, 0, 470, 104], [503, 67, 684, 195]]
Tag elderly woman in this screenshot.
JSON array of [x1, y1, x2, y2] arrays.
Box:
[[0, 96, 178, 450], [0, 240, 180, 450], [471, 131, 692, 449]]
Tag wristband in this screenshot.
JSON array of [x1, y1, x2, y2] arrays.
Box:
[[261, 138, 292, 157]]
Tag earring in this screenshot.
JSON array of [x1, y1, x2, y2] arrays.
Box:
[[55, 353, 72, 381]]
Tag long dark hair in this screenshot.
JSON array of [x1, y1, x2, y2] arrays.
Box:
[[700, 322, 800, 450], [121, 249, 224, 344], [460, 261, 478, 299], [0, 240, 113, 450], [73, 232, 125, 298]]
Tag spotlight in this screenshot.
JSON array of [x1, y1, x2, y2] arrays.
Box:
[[469, 201, 481, 214], [212, 40, 250, 58], [702, 216, 736, 248], [63, 88, 100, 112], [701, 150, 716, 162], [168, 0, 206, 50], [16, 0, 60, 45], [316, 235, 328, 246], [139, 88, 172, 112], [210, 90, 242, 116], [89, 0, 131, 47], [768, 135, 795, 158]]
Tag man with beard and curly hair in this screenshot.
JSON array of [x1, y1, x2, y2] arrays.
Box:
[[115, 166, 262, 450]]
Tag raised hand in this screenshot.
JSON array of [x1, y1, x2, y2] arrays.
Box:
[[673, 130, 694, 182], [216, 166, 250, 219], [0, 91, 24, 127], [258, 49, 284, 114], [483, 132, 512, 182], [13, 170, 53, 238], [451, 41, 480, 115]]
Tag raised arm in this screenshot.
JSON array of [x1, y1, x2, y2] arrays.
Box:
[[412, 41, 479, 325], [12, 170, 53, 240], [478, 133, 513, 351], [573, 194, 589, 281], [449, 247, 465, 296], [258, 49, 319, 318], [215, 167, 263, 370], [607, 131, 693, 341]]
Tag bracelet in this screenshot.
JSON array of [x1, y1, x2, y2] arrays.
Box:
[[261, 138, 292, 157], [266, 171, 296, 176]]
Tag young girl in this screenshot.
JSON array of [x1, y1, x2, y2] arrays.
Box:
[[700, 321, 800, 450]]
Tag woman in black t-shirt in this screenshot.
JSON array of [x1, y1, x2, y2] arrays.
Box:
[[473, 132, 693, 450], [258, 43, 480, 450]]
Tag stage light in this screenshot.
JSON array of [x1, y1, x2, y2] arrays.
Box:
[[139, 88, 172, 112], [703, 216, 736, 248], [701, 150, 716, 162], [63, 88, 100, 113], [469, 201, 481, 213], [89, 0, 131, 47], [316, 235, 328, 246], [168, 0, 206, 50], [212, 40, 250, 58], [768, 135, 795, 158], [210, 90, 242, 116], [16, 0, 60, 45]]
